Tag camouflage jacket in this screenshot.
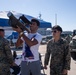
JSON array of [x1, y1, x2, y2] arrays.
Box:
[[44, 38, 71, 70], [0, 36, 13, 65]]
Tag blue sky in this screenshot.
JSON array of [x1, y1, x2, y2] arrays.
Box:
[[0, 0, 76, 31]]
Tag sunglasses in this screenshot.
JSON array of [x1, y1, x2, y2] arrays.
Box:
[[52, 30, 58, 33]]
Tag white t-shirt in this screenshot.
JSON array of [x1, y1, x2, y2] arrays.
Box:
[[22, 32, 42, 62]]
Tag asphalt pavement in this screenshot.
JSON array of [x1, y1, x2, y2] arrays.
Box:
[[39, 44, 76, 75], [15, 44, 76, 75]]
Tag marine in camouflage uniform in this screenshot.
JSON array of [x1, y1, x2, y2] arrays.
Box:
[[44, 25, 71, 75], [0, 29, 14, 75]]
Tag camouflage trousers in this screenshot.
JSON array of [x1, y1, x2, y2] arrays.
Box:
[[0, 63, 11, 75], [0, 69, 10, 75], [50, 66, 67, 75]]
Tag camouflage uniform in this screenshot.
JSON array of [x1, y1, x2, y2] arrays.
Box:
[[44, 38, 71, 75], [65, 35, 71, 44], [0, 36, 13, 75]]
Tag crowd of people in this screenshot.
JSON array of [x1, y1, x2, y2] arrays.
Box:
[[0, 18, 71, 75]]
